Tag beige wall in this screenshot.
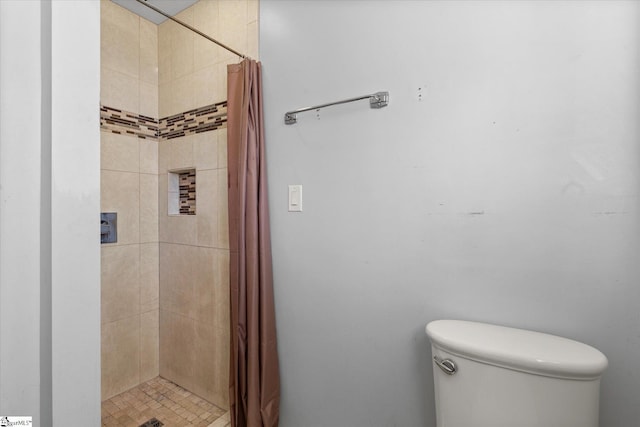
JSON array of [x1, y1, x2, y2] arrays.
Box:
[[101, 0, 158, 118], [158, 131, 230, 406], [100, 0, 160, 401], [101, 0, 258, 408], [159, 0, 259, 118], [157, 0, 258, 409]]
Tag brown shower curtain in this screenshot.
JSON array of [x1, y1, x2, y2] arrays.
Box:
[[227, 59, 280, 427]]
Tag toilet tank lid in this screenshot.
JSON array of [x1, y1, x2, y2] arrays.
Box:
[[426, 320, 608, 380]]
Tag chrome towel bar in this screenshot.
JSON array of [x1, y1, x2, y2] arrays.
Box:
[[284, 91, 389, 125]]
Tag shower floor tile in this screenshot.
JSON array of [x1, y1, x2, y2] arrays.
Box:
[[101, 377, 229, 427]]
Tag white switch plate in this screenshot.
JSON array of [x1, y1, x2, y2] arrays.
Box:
[[288, 185, 302, 212]]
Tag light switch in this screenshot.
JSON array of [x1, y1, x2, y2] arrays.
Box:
[[288, 185, 303, 212]]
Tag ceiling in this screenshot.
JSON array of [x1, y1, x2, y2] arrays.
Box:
[[111, 0, 199, 24]]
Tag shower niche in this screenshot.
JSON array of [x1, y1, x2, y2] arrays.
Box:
[[168, 169, 196, 216]]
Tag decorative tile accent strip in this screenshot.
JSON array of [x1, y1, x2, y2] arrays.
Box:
[[100, 105, 159, 139], [100, 100, 227, 141], [179, 170, 196, 215], [158, 101, 228, 140]]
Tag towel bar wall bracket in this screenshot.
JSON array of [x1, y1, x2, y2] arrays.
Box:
[[284, 91, 389, 125]]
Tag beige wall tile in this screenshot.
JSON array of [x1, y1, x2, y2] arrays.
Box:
[[196, 169, 219, 248], [212, 250, 231, 407], [193, 247, 216, 325], [101, 67, 139, 113], [194, 132, 219, 171], [158, 173, 168, 239], [101, 244, 140, 324], [165, 208, 198, 245], [171, 11, 195, 79], [193, 0, 220, 70], [247, 20, 259, 60], [102, 315, 140, 400], [248, 0, 259, 24], [140, 173, 159, 243], [217, 128, 228, 169], [219, 0, 248, 63], [157, 19, 172, 86], [174, 6, 195, 25], [158, 81, 172, 118], [159, 243, 197, 319], [212, 325, 230, 408], [101, 132, 139, 173], [171, 74, 196, 115], [101, 0, 139, 78], [194, 34, 219, 73], [160, 310, 196, 391], [158, 47, 172, 86], [217, 168, 230, 249], [139, 80, 159, 119], [209, 412, 230, 427], [158, 19, 173, 62], [168, 134, 195, 171], [140, 243, 159, 313], [140, 309, 159, 382], [193, 0, 220, 40], [139, 18, 158, 85], [158, 139, 171, 174], [217, 62, 228, 103], [193, 65, 220, 108], [101, 170, 140, 245], [214, 249, 230, 331], [190, 322, 218, 405], [139, 139, 158, 175]]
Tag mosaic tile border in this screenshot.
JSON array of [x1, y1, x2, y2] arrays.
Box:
[[179, 170, 196, 215], [159, 101, 227, 140], [100, 101, 227, 141], [100, 106, 158, 139]]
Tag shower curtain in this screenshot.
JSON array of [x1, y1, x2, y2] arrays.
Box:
[[227, 59, 280, 427]]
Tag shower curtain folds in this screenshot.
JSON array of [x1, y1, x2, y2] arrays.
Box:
[[227, 59, 280, 427]]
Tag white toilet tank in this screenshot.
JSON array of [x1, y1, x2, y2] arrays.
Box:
[[425, 320, 608, 427]]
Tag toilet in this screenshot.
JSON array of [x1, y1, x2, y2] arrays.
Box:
[[425, 320, 608, 427]]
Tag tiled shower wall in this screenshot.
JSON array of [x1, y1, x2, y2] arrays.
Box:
[[100, 0, 160, 400], [157, 0, 258, 408], [158, 0, 259, 117], [100, 0, 259, 409]]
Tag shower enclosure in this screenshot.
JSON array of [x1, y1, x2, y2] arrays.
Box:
[[100, 0, 259, 418]]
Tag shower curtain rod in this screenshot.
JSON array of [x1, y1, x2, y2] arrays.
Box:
[[134, 0, 248, 59], [284, 91, 389, 125]]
